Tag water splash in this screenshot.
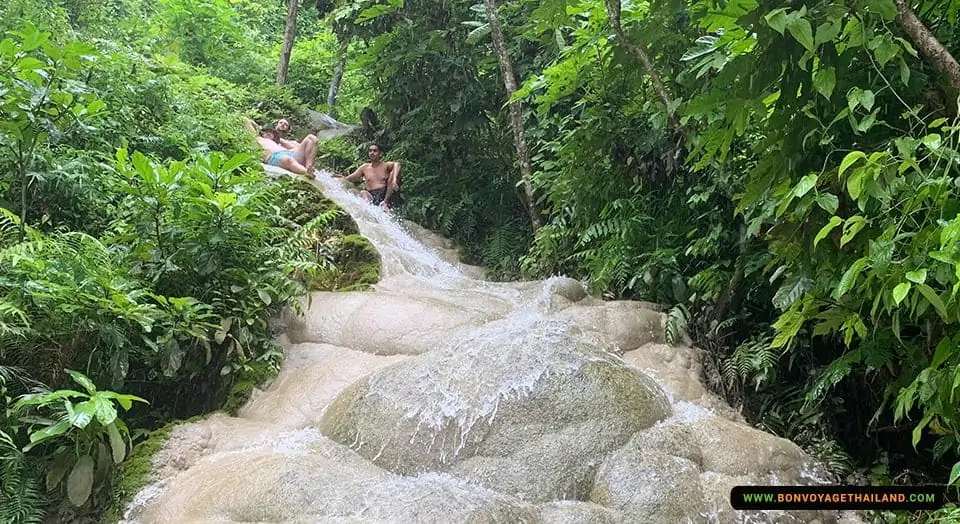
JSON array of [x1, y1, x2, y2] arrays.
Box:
[[310, 172, 463, 283], [363, 314, 620, 460]]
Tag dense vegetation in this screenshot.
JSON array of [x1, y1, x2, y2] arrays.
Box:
[[6, 0, 960, 522], [0, 0, 377, 521], [335, 0, 960, 521]]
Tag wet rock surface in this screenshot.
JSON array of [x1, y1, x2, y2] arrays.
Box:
[[119, 171, 864, 524], [319, 319, 672, 502]]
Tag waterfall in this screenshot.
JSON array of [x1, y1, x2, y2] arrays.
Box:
[[118, 169, 861, 524]]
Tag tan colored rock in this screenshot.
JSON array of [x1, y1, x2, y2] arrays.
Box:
[[544, 276, 588, 303], [622, 343, 745, 422], [591, 448, 706, 523], [239, 343, 406, 429], [131, 438, 539, 523], [319, 318, 672, 502], [553, 302, 665, 352], [281, 292, 493, 355], [537, 500, 620, 523], [691, 416, 809, 477]]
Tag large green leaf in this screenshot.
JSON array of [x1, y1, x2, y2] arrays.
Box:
[[93, 395, 118, 426], [892, 282, 910, 305], [813, 67, 835, 99], [67, 454, 95, 507], [786, 17, 815, 52], [65, 369, 97, 394], [107, 422, 126, 464]]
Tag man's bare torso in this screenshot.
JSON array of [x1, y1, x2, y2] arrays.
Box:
[[359, 162, 393, 190], [257, 137, 285, 155]]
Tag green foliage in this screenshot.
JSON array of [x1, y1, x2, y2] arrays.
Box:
[[334, 0, 535, 275], [285, 27, 373, 119], [668, 0, 960, 486], [0, 440, 46, 524], [343, 0, 960, 492], [665, 304, 691, 347], [0, 23, 105, 236], [102, 150, 324, 418], [151, 0, 273, 85], [0, 366, 146, 521], [316, 134, 363, 173], [1, 368, 47, 524], [0, 2, 379, 520], [9, 370, 146, 509]]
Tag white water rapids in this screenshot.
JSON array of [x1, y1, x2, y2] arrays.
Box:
[[117, 168, 865, 524]]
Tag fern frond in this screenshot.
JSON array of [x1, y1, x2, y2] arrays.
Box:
[[665, 304, 690, 347], [0, 443, 47, 524], [723, 335, 779, 390], [803, 349, 861, 409]]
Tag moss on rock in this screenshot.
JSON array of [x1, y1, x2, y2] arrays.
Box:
[[221, 358, 280, 416], [102, 413, 211, 523], [277, 176, 358, 234], [275, 175, 381, 292], [310, 233, 380, 292]]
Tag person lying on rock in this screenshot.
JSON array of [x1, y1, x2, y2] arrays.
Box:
[[274, 118, 309, 148], [334, 143, 401, 211], [244, 118, 319, 177]]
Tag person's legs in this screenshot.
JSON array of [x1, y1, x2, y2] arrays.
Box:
[[293, 134, 318, 173], [278, 153, 309, 174]]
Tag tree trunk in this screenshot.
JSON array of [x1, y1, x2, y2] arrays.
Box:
[[327, 36, 349, 117], [894, 0, 960, 94], [276, 0, 299, 86], [481, 0, 541, 232], [604, 0, 680, 131]]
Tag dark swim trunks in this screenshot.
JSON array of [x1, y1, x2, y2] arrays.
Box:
[[368, 187, 388, 206]]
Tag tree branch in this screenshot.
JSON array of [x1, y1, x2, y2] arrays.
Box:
[[894, 0, 960, 94], [604, 0, 680, 131]]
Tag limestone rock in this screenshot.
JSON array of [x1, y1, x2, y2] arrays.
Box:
[[591, 448, 706, 523], [537, 500, 620, 523], [281, 291, 491, 355], [319, 318, 672, 502], [589, 417, 849, 524], [553, 301, 665, 352], [131, 438, 540, 523], [622, 343, 743, 422]]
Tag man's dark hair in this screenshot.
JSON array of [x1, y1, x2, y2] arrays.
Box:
[[369, 142, 382, 152], [260, 127, 278, 140]]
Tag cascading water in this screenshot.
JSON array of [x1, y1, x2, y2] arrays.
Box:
[[118, 169, 864, 524]]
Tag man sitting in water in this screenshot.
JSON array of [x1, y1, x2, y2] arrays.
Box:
[[334, 143, 401, 211], [244, 118, 319, 176]]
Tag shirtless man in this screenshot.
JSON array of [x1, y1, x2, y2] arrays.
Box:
[[335, 143, 401, 210], [245, 118, 319, 176], [274, 118, 301, 147]]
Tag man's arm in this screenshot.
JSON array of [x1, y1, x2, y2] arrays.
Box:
[[387, 161, 401, 191], [337, 164, 366, 182], [277, 138, 300, 150]]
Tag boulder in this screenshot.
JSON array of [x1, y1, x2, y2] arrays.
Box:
[[319, 317, 672, 502], [130, 438, 540, 523]]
